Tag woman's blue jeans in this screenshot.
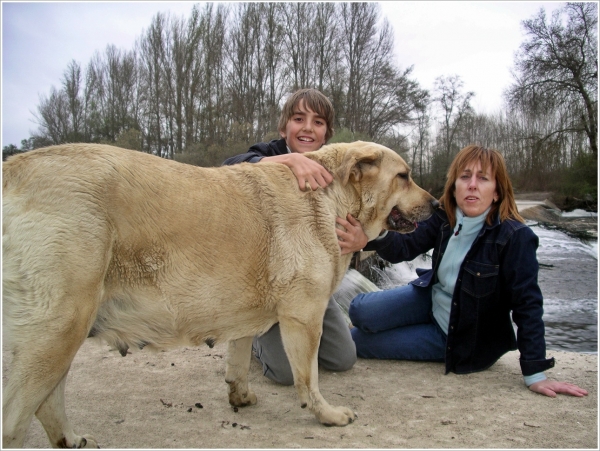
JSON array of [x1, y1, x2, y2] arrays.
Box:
[[349, 283, 447, 361]]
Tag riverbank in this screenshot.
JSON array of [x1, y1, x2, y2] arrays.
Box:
[[515, 192, 598, 240], [7, 340, 597, 449]]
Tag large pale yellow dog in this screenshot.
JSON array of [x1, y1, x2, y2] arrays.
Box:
[[3, 141, 437, 448]]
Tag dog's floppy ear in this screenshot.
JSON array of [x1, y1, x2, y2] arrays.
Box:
[[337, 144, 383, 186]]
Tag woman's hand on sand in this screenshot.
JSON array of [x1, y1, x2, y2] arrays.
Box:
[[529, 379, 588, 398]]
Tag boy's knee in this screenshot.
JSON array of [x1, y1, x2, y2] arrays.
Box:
[[320, 343, 357, 373], [266, 370, 295, 386], [331, 352, 357, 372]]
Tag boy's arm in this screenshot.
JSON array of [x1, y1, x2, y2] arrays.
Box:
[[222, 140, 331, 191], [260, 153, 333, 191]]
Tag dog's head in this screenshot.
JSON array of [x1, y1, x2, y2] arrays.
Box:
[[315, 141, 438, 239]]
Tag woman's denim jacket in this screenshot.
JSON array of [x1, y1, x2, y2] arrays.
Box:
[[364, 208, 555, 376]]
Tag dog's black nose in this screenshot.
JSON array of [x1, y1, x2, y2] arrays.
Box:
[[431, 199, 440, 209]]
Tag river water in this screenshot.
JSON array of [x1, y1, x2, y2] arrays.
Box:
[[334, 218, 598, 354], [532, 224, 597, 353]]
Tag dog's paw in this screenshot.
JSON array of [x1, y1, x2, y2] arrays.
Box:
[[318, 405, 356, 427], [81, 435, 100, 448], [60, 435, 99, 448], [228, 389, 257, 407]]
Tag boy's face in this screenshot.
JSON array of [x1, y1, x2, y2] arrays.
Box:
[[279, 100, 327, 154]]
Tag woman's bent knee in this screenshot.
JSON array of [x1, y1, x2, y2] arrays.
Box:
[[348, 293, 368, 326]]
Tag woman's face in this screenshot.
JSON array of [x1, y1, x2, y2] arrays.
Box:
[[454, 160, 498, 217]]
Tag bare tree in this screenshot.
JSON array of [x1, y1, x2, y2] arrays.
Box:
[[138, 12, 169, 155], [339, 2, 379, 133], [62, 60, 84, 141], [34, 87, 71, 144], [409, 106, 431, 187], [226, 3, 260, 138], [336, 3, 428, 143], [253, 3, 285, 138], [196, 3, 228, 146], [29, 2, 426, 161], [34, 61, 84, 145], [507, 2, 598, 155], [313, 3, 340, 94], [281, 3, 314, 90], [433, 74, 475, 159]]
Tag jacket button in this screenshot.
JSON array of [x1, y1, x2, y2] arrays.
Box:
[[477, 272, 481, 276], [447, 346, 451, 350]]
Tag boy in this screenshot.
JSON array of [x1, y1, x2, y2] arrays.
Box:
[[222, 88, 366, 385]]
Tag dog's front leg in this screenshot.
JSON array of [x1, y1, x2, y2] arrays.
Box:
[[279, 316, 356, 426], [225, 337, 257, 407]]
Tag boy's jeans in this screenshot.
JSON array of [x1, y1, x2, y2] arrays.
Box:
[[349, 284, 447, 361]]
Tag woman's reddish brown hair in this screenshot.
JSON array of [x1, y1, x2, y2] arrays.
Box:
[[440, 145, 524, 229]]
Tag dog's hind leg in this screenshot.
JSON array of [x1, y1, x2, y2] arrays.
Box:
[[225, 337, 257, 407], [35, 370, 99, 448], [2, 374, 38, 448], [278, 314, 357, 427], [3, 318, 99, 449], [3, 340, 71, 448], [3, 283, 102, 449], [2, 321, 96, 449]]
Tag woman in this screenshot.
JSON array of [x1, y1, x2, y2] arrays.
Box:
[[348, 145, 587, 398]]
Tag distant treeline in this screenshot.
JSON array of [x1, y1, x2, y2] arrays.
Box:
[[5, 2, 598, 204]]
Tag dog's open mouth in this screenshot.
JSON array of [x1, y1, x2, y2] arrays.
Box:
[[387, 206, 417, 232]]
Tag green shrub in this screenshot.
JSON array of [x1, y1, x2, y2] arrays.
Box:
[[553, 152, 598, 211], [328, 128, 371, 144]]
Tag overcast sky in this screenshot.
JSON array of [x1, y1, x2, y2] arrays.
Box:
[[1, 1, 564, 147]]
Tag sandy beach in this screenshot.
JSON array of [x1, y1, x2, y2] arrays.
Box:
[[5, 339, 596, 449]]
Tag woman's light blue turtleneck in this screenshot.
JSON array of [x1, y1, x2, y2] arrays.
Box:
[[431, 207, 490, 334]]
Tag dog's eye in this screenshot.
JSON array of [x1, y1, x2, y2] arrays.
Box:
[[397, 172, 409, 180]]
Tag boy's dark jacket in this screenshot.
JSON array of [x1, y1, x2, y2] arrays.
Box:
[[365, 208, 555, 376], [222, 139, 288, 165]]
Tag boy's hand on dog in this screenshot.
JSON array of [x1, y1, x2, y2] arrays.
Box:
[[336, 214, 369, 255], [261, 153, 333, 191]]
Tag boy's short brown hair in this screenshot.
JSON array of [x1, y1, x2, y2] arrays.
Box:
[[278, 88, 335, 142]]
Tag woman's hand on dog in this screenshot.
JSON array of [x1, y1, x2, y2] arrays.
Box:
[[336, 214, 369, 255]]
